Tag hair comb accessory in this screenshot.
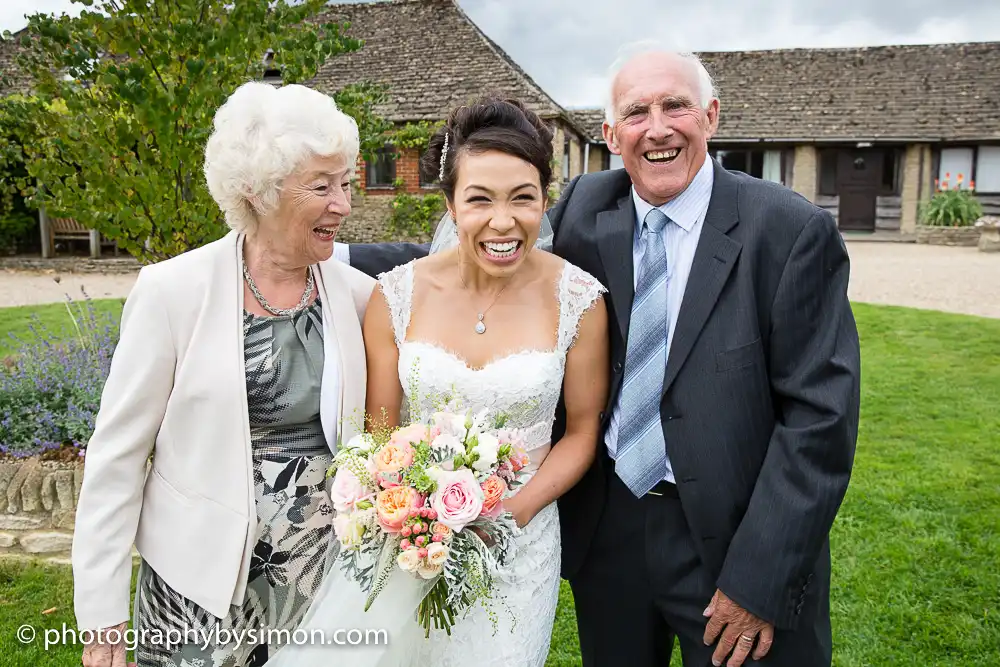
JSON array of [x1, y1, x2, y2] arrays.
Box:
[[438, 132, 450, 181]]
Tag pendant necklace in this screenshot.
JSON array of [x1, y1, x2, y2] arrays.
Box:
[[458, 257, 509, 335]]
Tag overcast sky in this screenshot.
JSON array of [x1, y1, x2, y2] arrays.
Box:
[[3, 0, 999, 107]]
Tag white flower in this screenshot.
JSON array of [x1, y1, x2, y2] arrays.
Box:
[[417, 561, 443, 580], [430, 433, 464, 470], [333, 512, 366, 548], [397, 548, 421, 572], [472, 432, 500, 472], [344, 433, 376, 453], [432, 411, 468, 438], [426, 542, 449, 567]]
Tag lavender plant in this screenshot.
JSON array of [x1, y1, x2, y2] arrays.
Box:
[[0, 294, 118, 459]]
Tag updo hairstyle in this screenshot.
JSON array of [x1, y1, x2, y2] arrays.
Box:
[[420, 96, 555, 201]]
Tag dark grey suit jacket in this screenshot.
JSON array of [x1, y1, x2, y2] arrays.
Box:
[[347, 160, 861, 632]]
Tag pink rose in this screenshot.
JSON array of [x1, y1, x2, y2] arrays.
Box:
[[390, 423, 435, 449], [376, 470, 403, 489], [429, 469, 484, 532], [330, 468, 368, 512]]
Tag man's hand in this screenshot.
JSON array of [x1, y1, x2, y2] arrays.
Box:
[[81, 621, 133, 667], [703, 589, 774, 667]]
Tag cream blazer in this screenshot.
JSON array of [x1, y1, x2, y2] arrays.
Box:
[[71, 231, 375, 632]]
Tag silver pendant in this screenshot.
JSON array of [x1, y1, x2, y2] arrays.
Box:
[[475, 313, 486, 334]]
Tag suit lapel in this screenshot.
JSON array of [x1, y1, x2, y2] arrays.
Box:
[[596, 194, 636, 340], [662, 163, 742, 394]]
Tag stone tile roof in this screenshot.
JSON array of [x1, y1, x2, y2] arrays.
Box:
[[568, 107, 607, 142], [571, 42, 1000, 143], [700, 41, 1000, 142], [310, 0, 575, 127]]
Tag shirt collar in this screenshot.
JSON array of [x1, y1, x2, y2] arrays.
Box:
[[631, 155, 715, 233]]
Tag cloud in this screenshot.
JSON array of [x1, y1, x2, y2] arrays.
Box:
[[462, 0, 1000, 107], [0, 0, 80, 34]]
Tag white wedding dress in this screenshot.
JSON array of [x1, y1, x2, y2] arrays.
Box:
[[266, 257, 605, 667]]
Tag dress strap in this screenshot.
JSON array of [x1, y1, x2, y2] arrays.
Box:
[[376, 262, 414, 347], [556, 262, 607, 354]]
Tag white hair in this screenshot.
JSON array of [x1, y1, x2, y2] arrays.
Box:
[[604, 40, 718, 126], [203, 81, 360, 234]]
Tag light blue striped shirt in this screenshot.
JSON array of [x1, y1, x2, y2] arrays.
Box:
[[604, 156, 715, 484]]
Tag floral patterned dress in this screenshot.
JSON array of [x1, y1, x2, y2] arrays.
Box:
[[133, 298, 335, 667]]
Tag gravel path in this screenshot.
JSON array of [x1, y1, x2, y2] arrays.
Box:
[[0, 243, 997, 318]]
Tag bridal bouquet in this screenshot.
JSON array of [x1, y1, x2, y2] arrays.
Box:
[[327, 409, 532, 637]]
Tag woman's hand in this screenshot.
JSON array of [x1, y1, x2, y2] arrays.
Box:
[[81, 622, 133, 667], [501, 494, 535, 528]]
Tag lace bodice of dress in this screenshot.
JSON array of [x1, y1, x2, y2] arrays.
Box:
[[377, 260, 606, 456]]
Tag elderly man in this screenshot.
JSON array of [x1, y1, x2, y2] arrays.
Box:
[[342, 45, 860, 667]]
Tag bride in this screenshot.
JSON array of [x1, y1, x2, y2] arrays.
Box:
[[267, 96, 609, 666]]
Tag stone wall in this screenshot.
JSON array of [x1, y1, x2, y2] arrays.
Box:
[[900, 144, 932, 234], [916, 225, 982, 246], [0, 458, 83, 561], [790, 145, 818, 202], [339, 190, 434, 245]]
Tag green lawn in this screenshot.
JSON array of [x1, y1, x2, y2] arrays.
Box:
[[0, 298, 124, 357], [2, 301, 999, 666]]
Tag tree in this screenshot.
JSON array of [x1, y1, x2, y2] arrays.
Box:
[[0, 0, 391, 262]]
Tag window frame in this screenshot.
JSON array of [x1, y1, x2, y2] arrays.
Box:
[[365, 144, 397, 190]]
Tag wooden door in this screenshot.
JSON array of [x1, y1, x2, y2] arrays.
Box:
[[837, 149, 883, 232]]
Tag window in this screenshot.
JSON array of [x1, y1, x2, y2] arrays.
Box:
[[975, 146, 1000, 193], [418, 150, 435, 188], [609, 153, 624, 170], [938, 148, 974, 189], [562, 138, 570, 181], [365, 146, 396, 188], [881, 150, 900, 194], [714, 149, 783, 183]]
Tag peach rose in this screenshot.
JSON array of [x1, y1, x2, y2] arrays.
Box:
[[430, 522, 453, 542], [479, 475, 507, 519], [374, 442, 414, 474], [376, 486, 421, 533]]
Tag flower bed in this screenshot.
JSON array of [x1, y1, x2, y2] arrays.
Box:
[[917, 172, 985, 246], [916, 225, 982, 246], [1, 298, 116, 461]]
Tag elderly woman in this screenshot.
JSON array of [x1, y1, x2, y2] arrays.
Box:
[[72, 81, 374, 667]]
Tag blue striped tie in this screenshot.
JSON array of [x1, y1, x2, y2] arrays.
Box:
[[615, 208, 670, 497]]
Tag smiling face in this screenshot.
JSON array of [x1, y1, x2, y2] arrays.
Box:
[[603, 52, 719, 206], [255, 153, 352, 265], [448, 149, 547, 278]]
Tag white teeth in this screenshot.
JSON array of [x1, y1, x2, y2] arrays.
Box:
[[483, 241, 519, 257]]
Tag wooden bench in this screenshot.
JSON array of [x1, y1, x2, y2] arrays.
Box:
[[42, 215, 118, 258]]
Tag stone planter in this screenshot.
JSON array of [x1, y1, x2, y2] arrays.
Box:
[[975, 217, 1000, 253], [916, 225, 982, 247], [0, 456, 84, 561]]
